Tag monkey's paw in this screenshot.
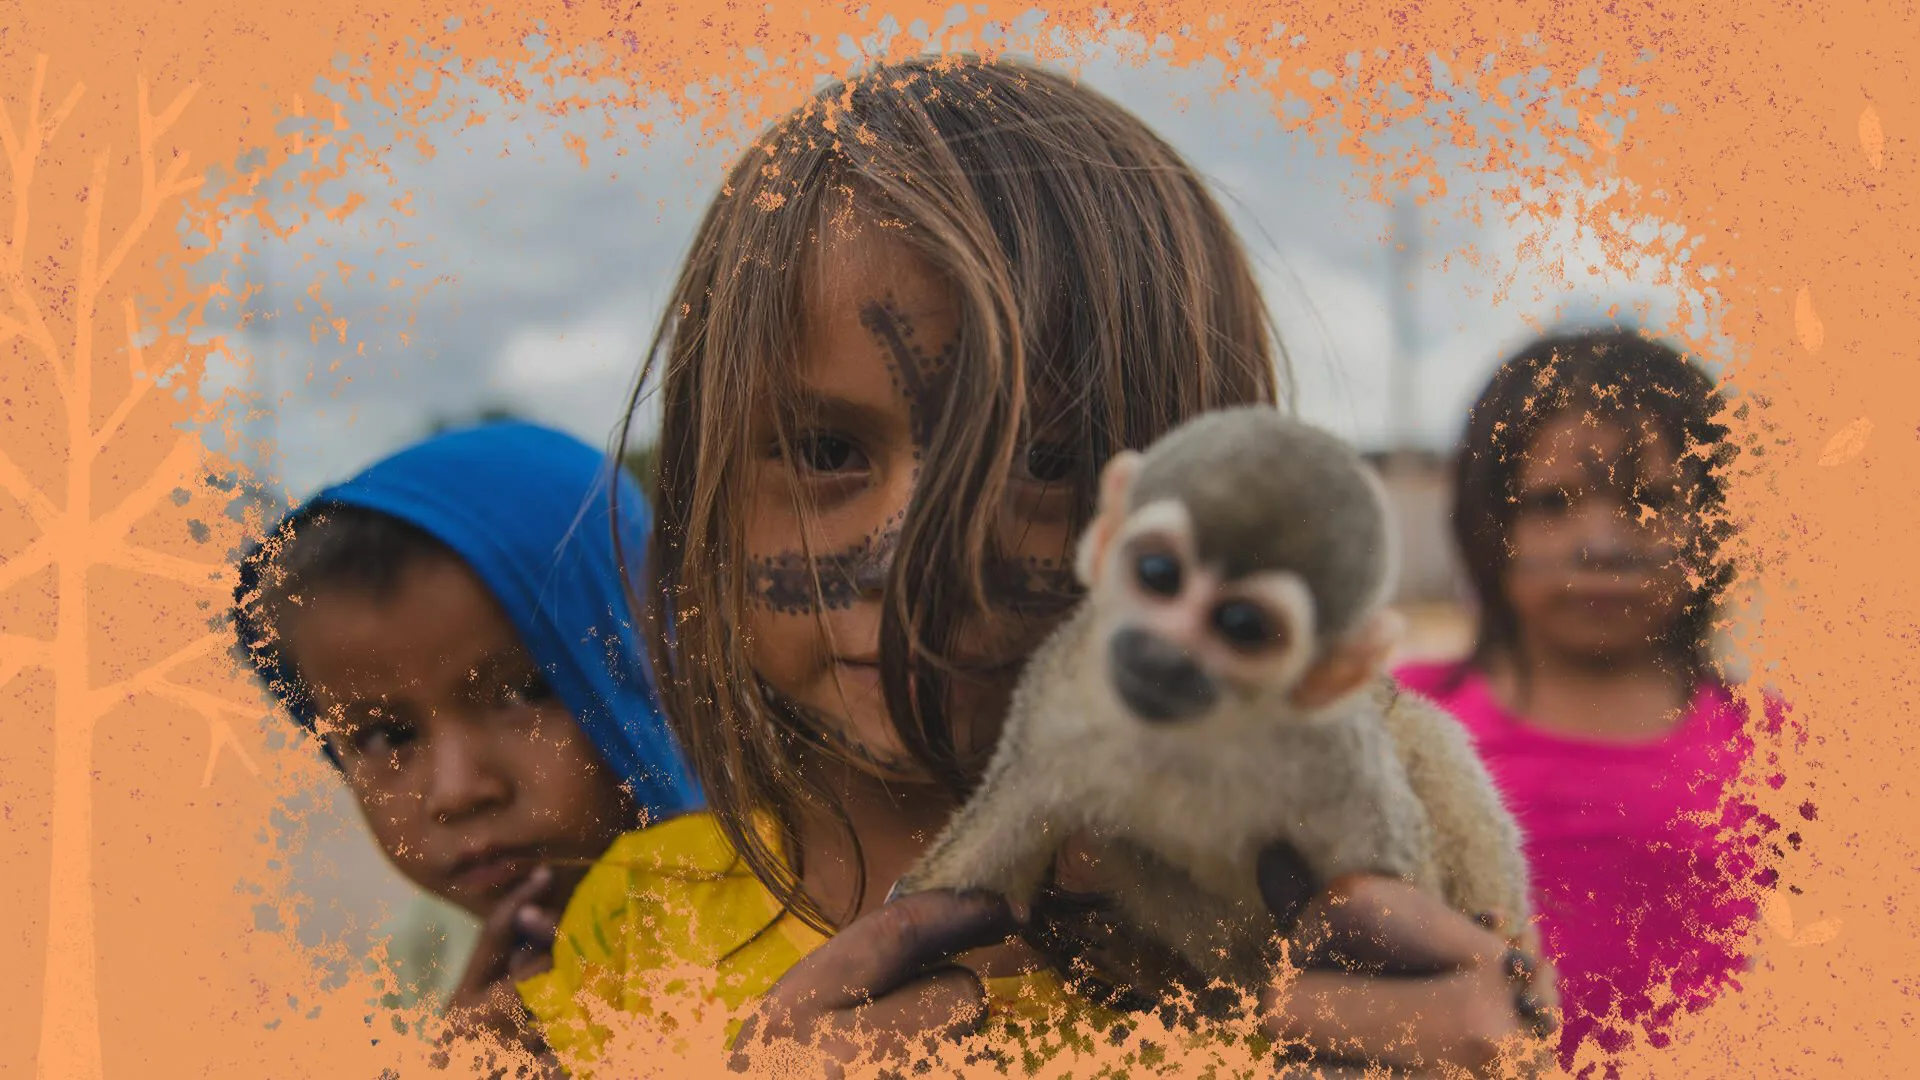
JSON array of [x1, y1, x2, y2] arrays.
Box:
[[883, 869, 997, 905], [883, 873, 931, 904]]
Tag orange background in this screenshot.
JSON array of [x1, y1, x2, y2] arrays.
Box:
[[2, 1, 1914, 1077]]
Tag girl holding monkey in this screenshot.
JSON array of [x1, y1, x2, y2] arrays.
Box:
[[520, 55, 1554, 1077], [1397, 329, 1769, 1072]]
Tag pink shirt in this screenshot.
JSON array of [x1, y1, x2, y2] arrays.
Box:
[[1394, 660, 1764, 1067]]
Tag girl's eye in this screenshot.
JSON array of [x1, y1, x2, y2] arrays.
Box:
[[1021, 442, 1080, 485], [1211, 600, 1275, 650], [1135, 552, 1183, 597], [349, 718, 416, 758], [1517, 488, 1573, 514], [493, 672, 557, 710], [793, 432, 865, 474]]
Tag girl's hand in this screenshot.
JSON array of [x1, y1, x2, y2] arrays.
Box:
[[446, 866, 564, 1048], [728, 889, 1020, 1078], [1256, 843, 1559, 1075]]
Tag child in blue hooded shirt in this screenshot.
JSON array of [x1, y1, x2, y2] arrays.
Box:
[[233, 421, 700, 1047]]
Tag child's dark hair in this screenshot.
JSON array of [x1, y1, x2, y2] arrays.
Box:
[[1451, 327, 1736, 683], [234, 505, 457, 724], [616, 54, 1285, 936]]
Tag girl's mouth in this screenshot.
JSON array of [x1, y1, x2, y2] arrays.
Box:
[[833, 658, 883, 693], [1561, 590, 1654, 622], [449, 845, 544, 897], [1563, 571, 1657, 597]]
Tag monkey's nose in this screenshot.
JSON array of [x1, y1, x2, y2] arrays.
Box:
[[1108, 627, 1217, 723]]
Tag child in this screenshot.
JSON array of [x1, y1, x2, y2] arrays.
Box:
[[521, 55, 1552, 1077], [233, 421, 701, 1043], [1395, 329, 1764, 1072]]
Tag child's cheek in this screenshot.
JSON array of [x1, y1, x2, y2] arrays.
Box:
[[743, 626, 816, 703]]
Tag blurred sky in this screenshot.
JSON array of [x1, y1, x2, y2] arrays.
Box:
[[199, 29, 1716, 501]]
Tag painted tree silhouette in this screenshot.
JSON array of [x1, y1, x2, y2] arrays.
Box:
[[1, 56, 262, 1080]]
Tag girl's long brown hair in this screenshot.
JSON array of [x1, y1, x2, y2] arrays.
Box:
[[613, 55, 1284, 935]]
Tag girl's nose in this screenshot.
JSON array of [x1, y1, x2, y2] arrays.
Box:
[[1574, 503, 1641, 567], [423, 724, 511, 823]]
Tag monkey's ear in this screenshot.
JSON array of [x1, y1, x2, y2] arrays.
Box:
[[1096, 450, 1143, 516], [1288, 608, 1405, 711], [1074, 451, 1142, 588]]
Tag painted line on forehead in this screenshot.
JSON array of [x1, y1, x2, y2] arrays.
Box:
[[859, 296, 957, 451]]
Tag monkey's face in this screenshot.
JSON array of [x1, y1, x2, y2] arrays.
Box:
[[1091, 499, 1319, 727]]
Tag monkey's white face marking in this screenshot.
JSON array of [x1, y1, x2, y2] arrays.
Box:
[[1090, 498, 1320, 729]]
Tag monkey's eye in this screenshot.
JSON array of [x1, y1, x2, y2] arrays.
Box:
[[1211, 600, 1275, 650], [1134, 552, 1183, 597]]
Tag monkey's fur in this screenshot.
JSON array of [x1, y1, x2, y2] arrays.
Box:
[[894, 406, 1541, 1021]]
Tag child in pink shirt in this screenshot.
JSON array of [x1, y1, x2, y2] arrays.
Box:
[[1397, 330, 1768, 1075]]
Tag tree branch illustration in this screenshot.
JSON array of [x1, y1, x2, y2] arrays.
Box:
[[0, 537, 53, 594], [0, 445, 57, 527], [87, 631, 230, 718], [93, 435, 201, 537], [0, 57, 80, 395], [90, 299, 169, 454], [92, 78, 202, 299], [149, 679, 264, 786], [26, 53, 222, 1080], [96, 543, 225, 586], [0, 634, 50, 693]]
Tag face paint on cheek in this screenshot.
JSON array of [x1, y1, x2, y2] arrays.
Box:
[[859, 297, 958, 457], [748, 519, 902, 615]]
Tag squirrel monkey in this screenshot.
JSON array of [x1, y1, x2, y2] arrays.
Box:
[[893, 406, 1547, 1031]]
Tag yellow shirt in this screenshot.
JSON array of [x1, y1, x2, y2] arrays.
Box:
[[517, 813, 1141, 1077]]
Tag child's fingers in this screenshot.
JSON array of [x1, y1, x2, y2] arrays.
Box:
[[506, 942, 556, 984], [801, 889, 1019, 1007], [1256, 878, 1553, 1073], [504, 903, 562, 984], [735, 889, 1015, 1075], [1259, 964, 1517, 1073], [514, 903, 560, 946], [859, 964, 991, 1043], [482, 867, 555, 939], [456, 868, 558, 998], [1294, 876, 1500, 977], [734, 966, 989, 1078]]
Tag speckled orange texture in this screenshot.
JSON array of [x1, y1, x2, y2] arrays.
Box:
[[3, 2, 1914, 1078]]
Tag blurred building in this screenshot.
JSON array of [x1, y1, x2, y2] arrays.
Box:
[[1365, 449, 1475, 665]]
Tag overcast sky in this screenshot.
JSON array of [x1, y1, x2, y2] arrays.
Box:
[[199, 32, 1707, 501]]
